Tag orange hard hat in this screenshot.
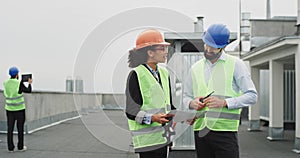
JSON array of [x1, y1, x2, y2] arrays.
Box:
[[135, 29, 170, 50]]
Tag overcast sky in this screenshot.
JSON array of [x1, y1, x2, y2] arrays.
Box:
[[0, 0, 297, 93]]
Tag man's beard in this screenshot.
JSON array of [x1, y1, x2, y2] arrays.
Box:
[[204, 50, 221, 61]]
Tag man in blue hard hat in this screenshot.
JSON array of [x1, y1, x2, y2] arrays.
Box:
[[4, 66, 32, 152], [183, 24, 258, 158]]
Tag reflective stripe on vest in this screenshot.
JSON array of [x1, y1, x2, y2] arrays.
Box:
[[4, 79, 26, 111], [196, 111, 240, 120], [127, 65, 171, 151], [206, 111, 240, 120], [144, 107, 167, 115], [6, 101, 25, 106], [191, 54, 241, 131], [5, 95, 24, 100], [131, 126, 164, 136]]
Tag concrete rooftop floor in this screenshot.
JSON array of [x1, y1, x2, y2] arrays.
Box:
[[0, 110, 299, 158]]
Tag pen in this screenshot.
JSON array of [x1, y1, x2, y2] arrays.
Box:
[[199, 91, 214, 103]]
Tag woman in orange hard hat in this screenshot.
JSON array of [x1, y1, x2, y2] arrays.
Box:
[[125, 29, 176, 158]]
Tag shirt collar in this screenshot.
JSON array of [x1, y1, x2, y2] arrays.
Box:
[[219, 50, 226, 61], [145, 64, 158, 73]]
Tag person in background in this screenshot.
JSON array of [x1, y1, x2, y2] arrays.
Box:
[[4, 66, 32, 152], [183, 24, 257, 158], [125, 29, 176, 158]]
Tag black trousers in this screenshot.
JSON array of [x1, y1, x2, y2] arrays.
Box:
[[139, 145, 167, 158], [194, 129, 239, 158], [6, 109, 26, 151]]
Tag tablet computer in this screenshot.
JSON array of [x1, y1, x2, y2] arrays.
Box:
[[22, 74, 32, 82]]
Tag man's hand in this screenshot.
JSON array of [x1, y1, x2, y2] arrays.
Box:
[[204, 96, 227, 108], [189, 97, 205, 111]]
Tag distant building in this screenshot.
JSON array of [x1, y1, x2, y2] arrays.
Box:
[[66, 77, 84, 93], [242, 1, 300, 153], [75, 78, 84, 93], [66, 76, 74, 92]]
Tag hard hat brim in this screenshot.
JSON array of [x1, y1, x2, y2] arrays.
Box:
[[203, 37, 228, 49], [136, 41, 170, 50]]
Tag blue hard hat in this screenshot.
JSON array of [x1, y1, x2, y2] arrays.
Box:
[[9, 66, 19, 76], [203, 24, 230, 48]]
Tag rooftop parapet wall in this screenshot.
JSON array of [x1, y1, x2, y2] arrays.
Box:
[[0, 90, 125, 133]]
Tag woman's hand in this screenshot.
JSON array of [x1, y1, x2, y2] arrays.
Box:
[[151, 113, 170, 124]]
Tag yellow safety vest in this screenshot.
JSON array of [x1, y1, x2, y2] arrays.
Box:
[[127, 65, 171, 152], [4, 79, 26, 111], [191, 54, 241, 131]]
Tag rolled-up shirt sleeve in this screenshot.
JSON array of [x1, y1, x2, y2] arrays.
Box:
[[142, 113, 153, 125]]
